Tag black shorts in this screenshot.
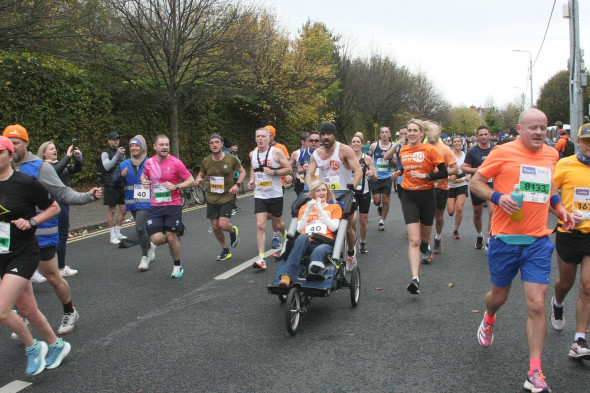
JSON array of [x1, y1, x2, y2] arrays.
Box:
[[434, 188, 448, 211], [146, 205, 184, 235], [104, 186, 125, 207], [555, 230, 590, 265], [354, 192, 371, 214], [294, 179, 304, 196], [396, 183, 403, 199], [207, 200, 234, 219], [448, 185, 469, 199], [370, 177, 393, 195], [401, 188, 436, 225], [470, 181, 493, 206], [0, 241, 39, 280], [254, 197, 283, 217], [39, 246, 56, 261]]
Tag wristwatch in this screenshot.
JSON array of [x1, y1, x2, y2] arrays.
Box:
[[29, 219, 38, 230], [175, 184, 180, 190], [274, 170, 278, 176]]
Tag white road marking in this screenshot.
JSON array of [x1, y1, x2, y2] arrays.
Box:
[[214, 249, 278, 280], [0, 381, 32, 393]]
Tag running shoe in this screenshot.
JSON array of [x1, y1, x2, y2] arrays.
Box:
[[406, 278, 420, 294], [45, 338, 71, 369], [230, 226, 240, 248], [138, 256, 150, 271], [378, 222, 385, 231], [485, 238, 489, 251], [116, 232, 127, 240], [475, 235, 484, 249], [433, 238, 442, 254], [377, 205, 383, 217], [59, 266, 78, 277], [31, 270, 47, 284], [421, 247, 433, 264], [477, 316, 494, 348], [217, 249, 232, 261], [569, 337, 590, 360], [453, 230, 462, 239], [271, 236, 280, 248], [57, 308, 79, 335], [231, 209, 237, 216], [147, 242, 156, 262], [109, 236, 121, 245], [524, 369, 551, 393], [359, 241, 368, 254], [252, 258, 267, 270], [171, 265, 184, 278], [346, 250, 357, 272], [550, 296, 565, 331], [278, 275, 291, 288], [25, 340, 48, 375]]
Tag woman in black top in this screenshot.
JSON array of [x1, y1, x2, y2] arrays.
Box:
[[0, 136, 71, 375]]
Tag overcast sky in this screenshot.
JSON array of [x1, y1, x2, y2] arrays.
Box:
[[256, 0, 588, 109]]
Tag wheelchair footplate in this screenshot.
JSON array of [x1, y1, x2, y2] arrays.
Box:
[[267, 259, 342, 298]]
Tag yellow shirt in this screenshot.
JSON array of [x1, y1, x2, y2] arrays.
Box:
[[554, 155, 590, 233]]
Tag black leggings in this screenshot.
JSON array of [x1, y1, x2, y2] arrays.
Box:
[[132, 210, 150, 256], [401, 188, 436, 226]]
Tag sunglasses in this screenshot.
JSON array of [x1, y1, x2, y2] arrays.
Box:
[[308, 139, 320, 143]]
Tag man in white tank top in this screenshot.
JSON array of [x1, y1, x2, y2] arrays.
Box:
[[305, 122, 363, 270], [248, 128, 292, 269]]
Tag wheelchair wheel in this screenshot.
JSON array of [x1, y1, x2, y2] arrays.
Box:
[[285, 287, 301, 336], [350, 267, 361, 307], [194, 185, 206, 205]]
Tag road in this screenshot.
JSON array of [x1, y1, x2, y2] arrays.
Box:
[[1, 190, 589, 392]]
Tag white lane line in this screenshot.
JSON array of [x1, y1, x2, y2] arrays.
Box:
[[0, 381, 32, 393], [214, 249, 278, 280]]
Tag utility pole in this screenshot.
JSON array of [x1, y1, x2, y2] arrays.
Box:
[[565, 0, 587, 149]]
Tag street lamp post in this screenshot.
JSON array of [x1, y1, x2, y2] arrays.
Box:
[[513, 49, 533, 107]]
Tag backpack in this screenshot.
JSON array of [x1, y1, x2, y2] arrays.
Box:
[[563, 138, 575, 157]]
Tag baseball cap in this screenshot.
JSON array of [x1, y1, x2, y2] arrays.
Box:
[[264, 125, 276, 137], [319, 121, 337, 135], [108, 131, 120, 140], [209, 133, 223, 142], [3, 124, 29, 143], [0, 136, 14, 152], [559, 128, 567, 136], [578, 123, 590, 139]]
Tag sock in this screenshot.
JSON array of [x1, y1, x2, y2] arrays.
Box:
[[379, 219, 384, 224], [420, 241, 429, 253], [347, 249, 355, 257], [109, 227, 116, 238], [412, 276, 419, 282], [173, 259, 181, 266], [575, 332, 586, 341], [115, 225, 121, 234], [553, 298, 564, 308], [478, 232, 484, 237], [63, 301, 74, 314], [259, 253, 265, 260], [223, 248, 229, 252], [273, 231, 279, 238], [529, 358, 541, 373], [484, 312, 496, 325], [434, 233, 441, 240], [26, 340, 38, 351], [49, 338, 60, 347]]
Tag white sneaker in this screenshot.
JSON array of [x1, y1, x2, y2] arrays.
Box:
[[147, 242, 156, 262], [346, 250, 357, 272], [60, 266, 78, 277], [116, 232, 127, 240], [57, 309, 79, 335], [110, 236, 120, 245], [138, 256, 150, 271], [31, 270, 47, 284]]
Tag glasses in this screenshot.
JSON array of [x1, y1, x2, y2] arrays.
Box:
[[308, 139, 320, 143]]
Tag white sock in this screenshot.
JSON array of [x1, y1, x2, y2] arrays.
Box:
[[553, 298, 564, 308], [115, 225, 121, 235], [575, 332, 586, 341], [150, 242, 156, 250], [412, 276, 419, 282], [434, 233, 441, 240], [478, 232, 484, 237], [109, 227, 116, 238], [273, 231, 280, 238]]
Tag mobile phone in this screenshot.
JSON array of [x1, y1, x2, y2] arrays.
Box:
[[72, 138, 78, 148]]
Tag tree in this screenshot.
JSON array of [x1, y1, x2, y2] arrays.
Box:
[[406, 72, 450, 120], [484, 107, 503, 135], [446, 107, 481, 136], [536, 70, 570, 125]]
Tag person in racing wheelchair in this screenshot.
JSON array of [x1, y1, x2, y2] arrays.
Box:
[[275, 180, 343, 288]]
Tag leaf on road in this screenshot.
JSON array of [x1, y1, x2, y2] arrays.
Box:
[[375, 287, 382, 291], [472, 310, 480, 313], [447, 282, 454, 287]]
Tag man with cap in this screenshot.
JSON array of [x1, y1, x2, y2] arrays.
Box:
[[3, 124, 102, 335], [99, 131, 127, 244], [549, 122, 590, 361], [196, 134, 245, 261], [554, 121, 574, 159], [305, 121, 363, 270]]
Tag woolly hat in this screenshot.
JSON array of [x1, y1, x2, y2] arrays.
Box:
[[3, 124, 29, 143], [319, 121, 337, 135], [265, 125, 276, 137], [130, 135, 147, 166]]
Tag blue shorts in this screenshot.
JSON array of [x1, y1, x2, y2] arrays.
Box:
[[146, 205, 183, 235], [487, 235, 554, 287]]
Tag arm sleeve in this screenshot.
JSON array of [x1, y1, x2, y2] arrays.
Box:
[[38, 163, 92, 205], [102, 150, 122, 171], [297, 204, 313, 233], [428, 162, 448, 180]]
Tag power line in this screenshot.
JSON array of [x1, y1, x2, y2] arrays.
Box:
[[532, 0, 557, 67]]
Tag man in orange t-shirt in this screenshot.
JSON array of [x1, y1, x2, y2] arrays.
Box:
[[470, 108, 575, 393]]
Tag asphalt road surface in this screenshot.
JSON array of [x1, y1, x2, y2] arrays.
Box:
[[1, 190, 589, 392]]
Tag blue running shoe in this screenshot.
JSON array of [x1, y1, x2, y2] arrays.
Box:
[[171, 265, 184, 278], [271, 236, 280, 248], [26, 340, 48, 375], [46, 338, 71, 369]]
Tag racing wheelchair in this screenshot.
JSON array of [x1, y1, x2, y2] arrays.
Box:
[[267, 190, 361, 336]]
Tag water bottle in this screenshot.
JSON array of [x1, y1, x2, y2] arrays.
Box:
[[510, 184, 523, 222]]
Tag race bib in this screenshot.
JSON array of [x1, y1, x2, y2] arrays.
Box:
[[255, 173, 273, 191], [305, 220, 327, 235], [519, 165, 551, 204], [153, 183, 172, 203], [356, 178, 363, 191], [313, 168, 320, 180], [376, 158, 389, 172], [210, 176, 224, 194], [452, 178, 466, 185], [572, 187, 590, 220], [133, 184, 150, 200], [325, 175, 341, 190], [0, 222, 10, 254]]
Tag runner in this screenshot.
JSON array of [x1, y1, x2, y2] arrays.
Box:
[[293, 130, 321, 197], [550, 122, 590, 360], [350, 134, 377, 253], [0, 136, 71, 375], [140, 134, 195, 278], [196, 134, 245, 261], [4, 125, 102, 335], [384, 125, 408, 200], [423, 121, 457, 255], [462, 125, 495, 250], [394, 119, 446, 294], [248, 127, 292, 269], [447, 136, 470, 240], [114, 135, 156, 271], [368, 126, 394, 231], [290, 132, 310, 196], [471, 108, 575, 393], [99, 131, 127, 245], [305, 121, 362, 270]]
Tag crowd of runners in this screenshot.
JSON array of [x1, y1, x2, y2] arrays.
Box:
[[2, 111, 590, 392]]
